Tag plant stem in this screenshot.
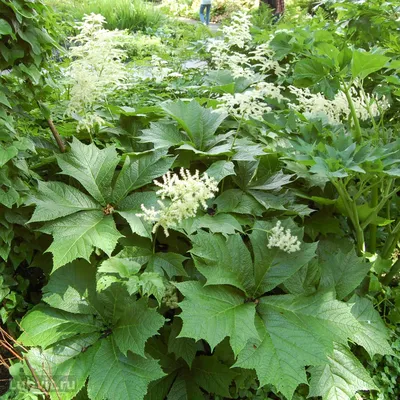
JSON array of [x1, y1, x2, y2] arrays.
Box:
[[47, 119, 66, 153], [341, 81, 362, 143], [369, 182, 378, 253], [380, 259, 400, 286]]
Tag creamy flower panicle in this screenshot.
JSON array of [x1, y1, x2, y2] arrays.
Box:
[[267, 221, 301, 253], [137, 169, 219, 237]]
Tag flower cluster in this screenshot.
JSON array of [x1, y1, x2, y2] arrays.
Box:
[[218, 82, 284, 120], [136, 169, 219, 237], [267, 221, 301, 253], [65, 14, 131, 120], [162, 283, 179, 309], [288, 85, 389, 125]]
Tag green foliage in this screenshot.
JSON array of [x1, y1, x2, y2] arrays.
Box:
[[2, 1, 400, 399]]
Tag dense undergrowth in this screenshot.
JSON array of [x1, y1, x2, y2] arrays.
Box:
[[1, 0, 400, 399]]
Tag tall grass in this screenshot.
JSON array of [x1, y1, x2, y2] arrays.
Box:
[[47, 0, 165, 31]]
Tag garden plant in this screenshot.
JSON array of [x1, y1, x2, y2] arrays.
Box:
[[0, 0, 400, 399]]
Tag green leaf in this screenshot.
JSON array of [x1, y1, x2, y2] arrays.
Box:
[[205, 160, 236, 183], [26, 334, 100, 400], [0, 146, 18, 167], [249, 220, 317, 297], [236, 291, 362, 399], [234, 316, 307, 399], [56, 138, 119, 204], [318, 241, 370, 300], [99, 255, 142, 278], [113, 298, 164, 357], [147, 252, 188, 278], [214, 189, 265, 216], [0, 186, 19, 208], [28, 181, 100, 223], [139, 272, 166, 303], [352, 51, 390, 80], [168, 318, 197, 367], [161, 100, 227, 150], [42, 260, 97, 314], [88, 338, 165, 400], [176, 281, 259, 356], [167, 371, 204, 400], [294, 58, 328, 85], [190, 231, 254, 293], [308, 344, 377, 400], [41, 211, 123, 270], [140, 122, 188, 149], [19, 305, 99, 348], [117, 191, 158, 238], [112, 150, 174, 204], [349, 295, 393, 357], [191, 355, 238, 397], [0, 19, 13, 36], [185, 213, 243, 236]]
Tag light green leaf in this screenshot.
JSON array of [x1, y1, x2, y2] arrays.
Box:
[[185, 213, 243, 236], [0, 186, 19, 208], [205, 160, 236, 183], [112, 150, 174, 204], [114, 298, 164, 357], [234, 316, 307, 400], [0, 19, 13, 36], [140, 122, 188, 149], [349, 295, 393, 357], [0, 146, 18, 167], [99, 255, 142, 278], [190, 231, 254, 293], [308, 343, 377, 400], [236, 291, 362, 399], [56, 138, 119, 204], [26, 334, 100, 400], [28, 181, 100, 223], [249, 220, 317, 297], [161, 100, 227, 150], [352, 51, 390, 80], [41, 211, 123, 270], [294, 58, 328, 85], [318, 241, 370, 300], [19, 305, 99, 348], [117, 191, 158, 238], [176, 281, 258, 356], [88, 338, 165, 400], [139, 272, 166, 303], [42, 260, 97, 314]]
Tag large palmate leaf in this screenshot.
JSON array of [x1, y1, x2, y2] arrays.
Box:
[[308, 344, 377, 400], [175, 281, 259, 356], [161, 100, 227, 151], [19, 305, 100, 349], [56, 138, 119, 204], [20, 262, 165, 400], [26, 335, 100, 400], [235, 291, 362, 399], [140, 121, 188, 149], [27, 181, 100, 223], [41, 211, 123, 270], [249, 220, 318, 297], [190, 231, 254, 294], [112, 150, 174, 204], [181, 213, 243, 236], [205, 160, 236, 183], [349, 295, 393, 357], [318, 240, 370, 300], [113, 298, 165, 357], [88, 338, 165, 400]]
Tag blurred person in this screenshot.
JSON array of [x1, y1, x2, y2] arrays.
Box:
[[200, 0, 212, 25]]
